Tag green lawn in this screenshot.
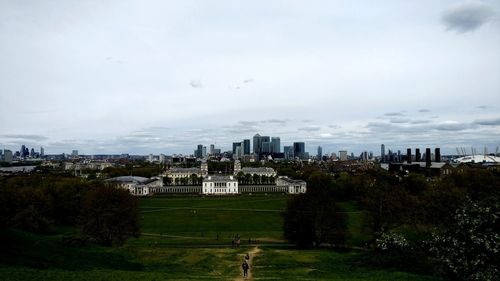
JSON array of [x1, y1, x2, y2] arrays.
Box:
[[0, 194, 441, 281]]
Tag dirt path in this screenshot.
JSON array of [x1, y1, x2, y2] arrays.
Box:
[[234, 246, 261, 281]]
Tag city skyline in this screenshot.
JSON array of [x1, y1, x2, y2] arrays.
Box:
[[1, 1, 499, 155]]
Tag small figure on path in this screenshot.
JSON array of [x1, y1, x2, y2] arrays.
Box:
[[245, 253, 250, 262], [242, 260, 249, 277]]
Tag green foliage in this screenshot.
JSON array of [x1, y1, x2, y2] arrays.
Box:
[[283, 189, 349, 248], [80, 185, 140, 246], [429, 198, 499, 281]]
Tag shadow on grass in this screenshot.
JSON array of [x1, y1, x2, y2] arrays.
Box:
[[0, 229, 143, 271]]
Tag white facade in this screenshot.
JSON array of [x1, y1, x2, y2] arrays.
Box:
[[105, 176, 163, 196], [202, 175, 239, 195], [164, 167, 202, 184], [276, 176, 307, 194], [239, 167, 277, 177]]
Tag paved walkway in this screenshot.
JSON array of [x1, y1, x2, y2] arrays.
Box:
[[235, 246, 261, 281]]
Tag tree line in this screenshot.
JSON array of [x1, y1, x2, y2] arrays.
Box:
[[282, 167, 499, 281], [0, 175, 139, 246]]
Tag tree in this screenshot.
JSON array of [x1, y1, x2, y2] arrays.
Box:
[[79, 185, 140, 246], [252, 174, 261, 185], [283, 190, 349, 248], [429, 198, 499, 281]]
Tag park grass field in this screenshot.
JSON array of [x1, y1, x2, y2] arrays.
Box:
[[0, 194, 441, 280]]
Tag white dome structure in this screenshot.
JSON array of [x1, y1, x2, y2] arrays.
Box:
[[454, 155, 500, 163]]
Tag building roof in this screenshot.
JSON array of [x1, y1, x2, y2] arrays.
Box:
[[167, 167, 201, 173], [203, 175, 237, 182], [454, 155, 500, 163], [240, 167, 276, 173], [277, 176, 306, 185], [105, 176, 150, 183]]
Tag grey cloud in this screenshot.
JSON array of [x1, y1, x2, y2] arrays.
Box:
[[189, 80, 203, 88], [301, 119, 314, 123], [433, 122, 476, 131], [2, 134, 48, 141], [238, 121, 260, 127], [442, 1, 495, 33], [474, 118, 500, 125], [262, 119, 287, 124], [389, 118, 411, 124], [410, 119, 431, 124], [243, 78, 255, 83], [476, 105, 492, 110], [298, 126, 321, 132], [418, 109, 430, 113], [328, 124, 341, 129], [384, 112, 405, 117], [105, 56, 124, 64]]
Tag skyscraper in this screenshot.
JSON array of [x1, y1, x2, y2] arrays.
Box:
[[196, 144, 203, 158], [40, 146, 44, 157], [4, 149, 13, 163], [407, 148, 412, 163], [339, 150, 348, 161], [232, 142, 241, 154], [253, 134, 261, 154], [415, 148, 421, 162], [435, 148, 441, 162], [317, 146, 323, 160], [271, 137, 280, 153], [284, 146, 293, 160], [293, 142, 305, 159], [261, 142, 272, 153], [381, 144, 385, 163], [243, 139, 250, 155]]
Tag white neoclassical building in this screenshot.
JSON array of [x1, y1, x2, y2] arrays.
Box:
[[202, 175, 239, 195], [275, 176, 307, 194], [105, 176, 163, 196]]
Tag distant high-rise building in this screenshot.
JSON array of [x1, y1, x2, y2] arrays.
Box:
[[72, 150, 78, 157], [293, 142, 305, 159], [271, 137, 280, 153], [415, 148, 421, 162], [339, 150, 348, 161], [284, 146, 294, 160], [232, 142, 241, 154], [202, 146, 207, 157], [3, 149, 13, 163], [261, 142, 272, 153], [381, 144, 385, 162], [407, 148, 412, 163], [425, 148, 431, 166], [21, 145, 26, 157], [40, 147, 44, 157], [435, 148, 441, 162], [196, 144, 203, 158], [317, 146, 323, 160], [159, 154, 165, 163], [243, 139, 250, 155], [361, 151, 368, 161], [253, 134, 261, 154], [30, 148, 35, 157], [209, 144, 215, 155], [148, 154, 154, 162]]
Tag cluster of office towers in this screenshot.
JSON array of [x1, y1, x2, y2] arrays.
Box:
[[194, 134, 307, 160], [381, 144, 441, 164]]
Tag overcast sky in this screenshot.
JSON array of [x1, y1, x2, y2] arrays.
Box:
[[1, 0, 499, 155]]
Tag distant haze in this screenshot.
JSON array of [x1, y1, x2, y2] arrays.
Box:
[[1, 0, 499, 155]]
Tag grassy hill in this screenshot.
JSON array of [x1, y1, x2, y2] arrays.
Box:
[[0, 194, 441, 280]]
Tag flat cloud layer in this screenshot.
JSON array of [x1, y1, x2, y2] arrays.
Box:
[[0, 1, 499, 155], [442, 1, 495, 33]]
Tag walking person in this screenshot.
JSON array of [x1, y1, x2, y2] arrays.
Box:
[[245, 253, 250, 262], [242, 260, 249, 278]]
